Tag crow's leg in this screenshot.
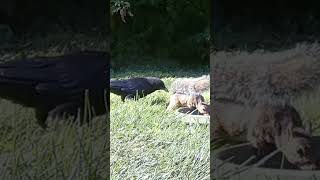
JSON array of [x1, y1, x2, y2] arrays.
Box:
[[35, 109, 49, 129], [124, 94, 135, 101], [121, 95, 126, 102], [48, 103, 78, 121]]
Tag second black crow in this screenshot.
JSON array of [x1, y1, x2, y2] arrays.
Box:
[[0, 51, 109, 128], [110, 77, 168, 101]]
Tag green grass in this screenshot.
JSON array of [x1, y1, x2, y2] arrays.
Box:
[[0, 100, 108, 179], [110, 64, 210, 179]]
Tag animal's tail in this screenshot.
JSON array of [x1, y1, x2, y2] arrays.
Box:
[[170, 75, 210, 95]]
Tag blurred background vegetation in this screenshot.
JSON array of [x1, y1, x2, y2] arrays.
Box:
[[0, 0, 108, 33], [212, 0, 320, 51], [0, 0, 209, 66], [5, 0, 320, 63], [111, 0, 209, 67], [0, 0, 109, 54]]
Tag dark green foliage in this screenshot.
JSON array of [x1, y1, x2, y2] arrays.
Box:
[[0, 0, 109, 51], [212, 0, 320, 51], [1, 0, 108, 34], [111, 0, 209, 65]]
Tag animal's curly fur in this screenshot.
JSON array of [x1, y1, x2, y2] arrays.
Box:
[[168, 75, 210, 115], [167, 93, 205, 110], [211, 43, 320, 106], [166, 93, 210, 115], [170, 75, 210, 95], [211, 43, 320, 169], [213, 101, 317, 169]]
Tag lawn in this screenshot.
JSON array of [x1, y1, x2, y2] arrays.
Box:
[[110, 62, 210, 179], [0, 101, 108, 179]]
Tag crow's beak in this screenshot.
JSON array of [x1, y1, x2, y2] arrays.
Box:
[[164, 87, 169, 92]]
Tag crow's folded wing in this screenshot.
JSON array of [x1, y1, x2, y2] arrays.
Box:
[[0, 58, 59, 106], [110, 79, 152, 95], [0, 59, 57, 86], [0, 51, 109, 115], [35, 53, 109, 100]]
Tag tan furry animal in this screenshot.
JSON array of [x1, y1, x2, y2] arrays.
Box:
[[167, 93, 205, 111], [167, 75, 210, 115], [213, 100, 317, 170], [211, 43, 320, 169], [211, 43, 320, 106], [170, 75, 210, 95], [166, 93, 210, 115]]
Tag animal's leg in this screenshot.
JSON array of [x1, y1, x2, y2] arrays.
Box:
[[247, 126, 272, 156], [166, 102, 177, 111], [211, 106, 226, 141], [251, 139, 276, 157], [247, 105, 277, 156], [196, 103, 210, 115], [166, 95, 180, 111], [212, 121, 227, 141]]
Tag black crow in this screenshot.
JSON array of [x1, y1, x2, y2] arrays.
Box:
[[110, 77, 168, 101], [0, 51, 109, 128]]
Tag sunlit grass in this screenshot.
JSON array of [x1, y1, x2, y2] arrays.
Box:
[[0, 99, 108, 179], [110, 64, 210, 179]]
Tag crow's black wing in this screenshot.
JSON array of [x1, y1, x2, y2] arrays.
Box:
[[0, 51, 109, 107], [0, 58, 57, 85], [35, 51, 109, 101], [0, 58, 59, 106], [110, 78, 153, 96], [110, 79, 131, 95], [0, 51, 109, 128]]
